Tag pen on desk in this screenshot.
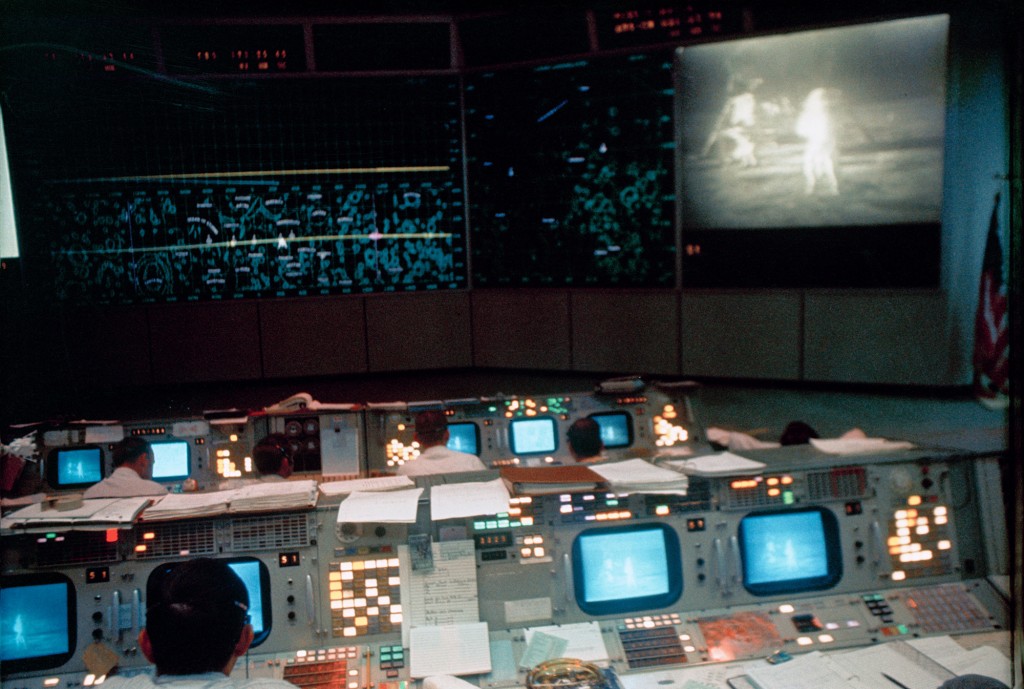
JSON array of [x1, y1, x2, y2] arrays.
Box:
[[882, 672, 912, 689]]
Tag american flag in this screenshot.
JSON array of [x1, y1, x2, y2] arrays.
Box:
[[972, 192, 1009, 407]]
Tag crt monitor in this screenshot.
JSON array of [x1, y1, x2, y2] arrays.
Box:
[[589, 412, 634, 449], [46, 445, 104, 489], [150, 440, 191, 482], [446, 422, 480, 456], [738, 506, 843, 596], [0, 572, 77, 675], [572, 522, 682, 616], [509, 417, 558, 455], [146, 557, 272, 647]]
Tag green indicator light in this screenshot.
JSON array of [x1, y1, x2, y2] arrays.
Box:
[[606, 499, 619, 506], [511, 521, 521, 527], [783, 491, 795, 505], [474, 521, 485, 530], [897, 624, 908, 634], [498, 520, 509, 528], [46, 533, 57, 539], [486, 521, 498, 529]]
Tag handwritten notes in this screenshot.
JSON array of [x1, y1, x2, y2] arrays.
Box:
[[401, 540, 480, 646]]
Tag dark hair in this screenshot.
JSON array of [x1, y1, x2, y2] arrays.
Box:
[[252, 433, 291, 475], [414, 410, 448, 445], [112, 437, 153, 468], [779, 421, 820, 446], [146, 558, 249, 675], [567, 418, 603, 459]]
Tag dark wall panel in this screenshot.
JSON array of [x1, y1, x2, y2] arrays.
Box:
[[472, 289, 571, 370], [260, 297, 368, 379], [149, 302, 262, 384], [804, 291, 950, 385], [681, 291, 801, 380], [571, 290, 680, 374], [365, 292, 472, 372], [62, 306, 153, 388]]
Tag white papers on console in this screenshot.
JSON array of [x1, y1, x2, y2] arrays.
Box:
[[141, 491, 234, 521], [319, 475, 415, 496], [523, 622, 609, 666], [429, 478, 511, 520], [229, 479, 319, 512], [668, 452, 767, 477], [589, 458, 689, 494], [336, 488, 423, 523], [2, 496, 153, 530], [810, 437, 915, 455], [409, 622, 492, 678]]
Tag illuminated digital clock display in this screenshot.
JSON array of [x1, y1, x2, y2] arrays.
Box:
[[161, 25, 306, 74], [595, 4, 741, 49]]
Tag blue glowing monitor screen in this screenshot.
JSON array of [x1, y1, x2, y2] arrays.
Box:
[[226, 560, 270, 644], [0, 574, 76, 672], [150, 441, 190, 482], [146, 558, 272, 648], [591, 412, 633, 449], [52, 447, 104, 488], [446, 422, 479, 456], [509, 417, 558, 455], [739, 507, 842, 595], [572, 523, 682, 616]]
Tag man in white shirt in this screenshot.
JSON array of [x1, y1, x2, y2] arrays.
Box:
[[396, 411, 486, 477], [83, 437, 168, 499], [100, 558, 296, 689]]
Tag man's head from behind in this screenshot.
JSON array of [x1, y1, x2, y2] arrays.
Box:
[[567, 417, 603, 461], [252, 433, 293, 478], [113, 437, 154, 479], [414, 410, 449, 449], [142, 558, 252, 676]]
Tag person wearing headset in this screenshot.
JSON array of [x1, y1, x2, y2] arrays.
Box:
[[250, 433, 294, 481]]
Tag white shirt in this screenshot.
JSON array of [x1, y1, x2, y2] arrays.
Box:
[[102, 671, 295, 689], [396, 445, 487, 477], [83, 467, 168, 499]]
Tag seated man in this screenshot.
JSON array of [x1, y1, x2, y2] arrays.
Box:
[[102, 558, 295, 689], [566, 418, 605, 464], [251, 434, 294, 482], [396, 411, 486, 476], [83, 437, 167, 499]]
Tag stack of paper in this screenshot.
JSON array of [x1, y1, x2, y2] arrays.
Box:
[[810, 438, 915, 455], [589, 458, 689, 494], [429, 478, 511, 520], [409, 622, 492, 678], [2, 497, 154, 530], [229, 479, 319, 513], [319, 475, 415, 497], [141, 491, 235, 521], [667, 452, 767, 477], [336, 488, 424, 523]]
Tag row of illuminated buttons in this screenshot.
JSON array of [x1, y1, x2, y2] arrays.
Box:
[[338, 558, 401, 571], [779, 604, 864, 631], [474, 517, 534, 529], [331, 572, 401, 586], [330, 594, 400, 609], [620, 613, 683, 629], [293, 647, 361, 661]]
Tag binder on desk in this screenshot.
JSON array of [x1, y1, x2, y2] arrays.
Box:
[[499, 465, 608, 496]]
